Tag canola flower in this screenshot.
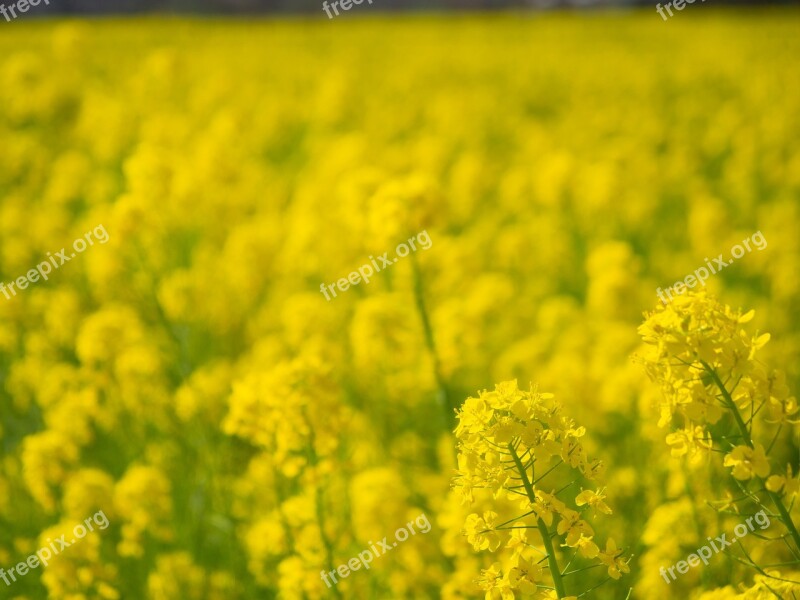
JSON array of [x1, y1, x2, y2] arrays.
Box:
[[452, 381, 629, 599], [639, 292, 800, 592]]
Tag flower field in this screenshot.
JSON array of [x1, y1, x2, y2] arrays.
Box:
[[1, 10, 799, 599]]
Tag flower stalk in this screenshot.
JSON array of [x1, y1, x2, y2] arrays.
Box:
[[639, 292, 800, 584], [508, 442, 568, 598], [452, 381, 628, 599], [702, 361, 800, 554]]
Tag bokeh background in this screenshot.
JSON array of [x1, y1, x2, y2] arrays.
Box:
[[12, 0, 800, 14], [1, 2, 799, 600]]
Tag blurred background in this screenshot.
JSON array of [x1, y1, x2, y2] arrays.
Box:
[[20, 0, 800, 16], [2, 0, 799, 596]]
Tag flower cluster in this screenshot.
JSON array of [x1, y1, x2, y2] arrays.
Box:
[[453, 381, 628, 599], [639, 293, 798, 482], [639, 292, 800, 587]]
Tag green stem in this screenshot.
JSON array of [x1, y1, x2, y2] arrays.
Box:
[[411, 255, 452, 427], [681, 462, 713, 587], [508, 443, 567, 598], [315, 483, 344, 600], [702, 362, 800, 554]]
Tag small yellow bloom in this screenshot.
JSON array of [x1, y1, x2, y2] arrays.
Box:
[[477, 563, 514, 600], [766, 464, 800, 497], [723, 444, 771, 480], [598, 538, 630, 579], [507, 554, 542, 595], [464, 512, 502, 552], [665, 426, 712, 459], [575, 489, 612, 515], [557, 508, 594, 547]]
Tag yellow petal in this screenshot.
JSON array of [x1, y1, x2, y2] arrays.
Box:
[[738, 309, 756, 323]]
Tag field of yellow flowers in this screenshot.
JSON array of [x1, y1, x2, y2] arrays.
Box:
[[1, 9, 799, 600]]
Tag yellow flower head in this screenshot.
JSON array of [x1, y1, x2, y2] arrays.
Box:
[[723, 444, 771, 481], [453, 381, 627, 597]]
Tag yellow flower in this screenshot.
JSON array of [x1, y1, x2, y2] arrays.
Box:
[[766, 465, 800, 497], [464, 512, 502, 552], [572, 534, 600, 559], [62, 469, 115, 520], [477, 563, 514, 600], [532, 490, 565, 528], [723, 445, 771, 480], [147, 552, 204, 600], [454, 381, 627, 596], [598, 538, 630, 579], [505, 525, 528, 555], [455, 396, 496, 437], [20, 430, 79, 512], [575, 489, 612, 515], [114, 465, 173, 557], [665, 426, 713, 459], [556, 508, 594, 547], [507, 554, 542, 595]]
